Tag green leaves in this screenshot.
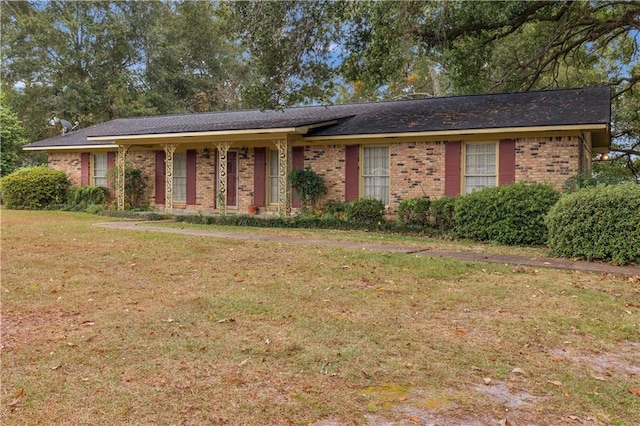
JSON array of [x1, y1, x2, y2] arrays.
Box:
[[0, 93, 26, 177], [0, 166, 70, 209], [545, 184, 640, 265], [288, 166, 327, 214], [453, 183, 561, 246]]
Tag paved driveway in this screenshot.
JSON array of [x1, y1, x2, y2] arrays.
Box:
[[96, 221, 640, 278]]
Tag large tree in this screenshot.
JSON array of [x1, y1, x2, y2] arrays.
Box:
[[0, 92, 26, 176], [1, 1, 150, 141], [230, 0, 341, 108], [341, 1, 640, 171], [141, 1, 243, 114]]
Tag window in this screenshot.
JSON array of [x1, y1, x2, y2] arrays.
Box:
[[362, 146, 389, 205], [268, 149, 279, 204], [93, 153, 108, 187], [173, 152, 187, 203], [464, 142, 496, 193]]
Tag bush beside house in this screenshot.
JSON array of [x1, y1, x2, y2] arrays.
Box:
[[453, 183, 561, 246], [545, 184, 640, 265], [0, 166, 70, 209], [398, 197, 431, 227]]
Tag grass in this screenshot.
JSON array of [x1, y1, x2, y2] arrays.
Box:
[[154, 219, 551, 257], [1, 210, 639, 425]]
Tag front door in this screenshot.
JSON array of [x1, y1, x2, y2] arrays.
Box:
[[226, 150, 238, 207]]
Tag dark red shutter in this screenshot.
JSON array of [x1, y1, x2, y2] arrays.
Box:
[[444, 141, 462, 196], [107, 152, 116, 170], [155, 151, 166, 205], [106, 152, 116, 193], [80, 153, 90, 186], [345, 145, 359, 201], [186, 149, 197, 205], [253, 147, 266, 207], [291, 146, 304, 208], [498, 139, 516, 186]]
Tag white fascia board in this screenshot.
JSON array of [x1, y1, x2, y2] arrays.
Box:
[[23, 144, 116, 151]]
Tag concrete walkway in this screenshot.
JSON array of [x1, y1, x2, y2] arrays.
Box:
[[96, 221, 640, 278]]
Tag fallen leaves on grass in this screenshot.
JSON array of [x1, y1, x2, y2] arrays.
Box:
[[7, 389, 25, 408], [406, 414, 421, 423], [629, 387, 640, 396], [222, 375, 245, 385]]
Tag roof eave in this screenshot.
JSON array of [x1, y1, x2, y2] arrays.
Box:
[[86, 120, 339, 143], [304, 124, 610, 142]]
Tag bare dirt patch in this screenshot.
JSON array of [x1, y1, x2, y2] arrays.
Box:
[[549, 341, 640, 379]]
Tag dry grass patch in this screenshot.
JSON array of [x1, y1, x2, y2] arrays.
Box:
[[1, 210, 639, 425]]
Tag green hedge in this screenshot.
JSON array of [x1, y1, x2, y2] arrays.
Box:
[[454, 183, 560, 246], [0, 166, 70, 209], [430, 196, 456, 231], [545, 184, 640, 265], [398, 197, 430, 227], [68, 185, 111, 206], [346, 198, 385, 225]]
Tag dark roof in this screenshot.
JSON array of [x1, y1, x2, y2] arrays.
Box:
[[25, 86, 610, 149]]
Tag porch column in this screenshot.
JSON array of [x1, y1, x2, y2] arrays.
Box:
[[216, 141, 233, 216], [116, 144, 130, 211], [273, 139, 291, 217], [162, 144, 178, 214]]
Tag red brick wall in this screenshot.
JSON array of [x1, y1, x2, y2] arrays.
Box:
[[48, 153, 82, 186], [390, 141, 445, 211], [46, 135, 584, 214], [515, 136, 581, 189], [302, 145, 347, 205], [195, 149, 217, 209]]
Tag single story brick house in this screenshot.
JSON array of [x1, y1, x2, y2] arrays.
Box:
[[24, 86, 611, 216]]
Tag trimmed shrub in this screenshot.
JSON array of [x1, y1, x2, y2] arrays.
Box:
[[430, 196, 456, 231], [99, 210, 171, 221], [320, 200, 350, 220], [68, 185, 111, 206], [545, 184, 640, 265], [346, 198, 385, 225], [0, 166, 70, 209], [398, 197, 430, 227], [454, 183, 560, 246]]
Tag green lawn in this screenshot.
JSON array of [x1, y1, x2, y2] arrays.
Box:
[[1, 210, 638, 425]]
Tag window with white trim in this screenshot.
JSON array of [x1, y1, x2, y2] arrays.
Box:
[[464, 142, 496, 193], [173, 152, 187, 203], [362, 146, 389, 205], [268, 149, 279, 204], [92, 153, 108, 187]]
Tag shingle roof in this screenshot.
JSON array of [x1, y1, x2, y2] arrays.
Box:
[[25, 86, 610, 149]]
